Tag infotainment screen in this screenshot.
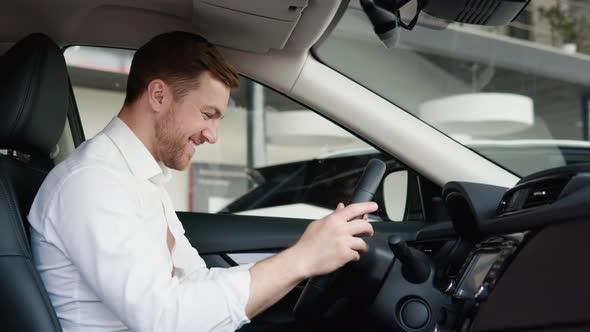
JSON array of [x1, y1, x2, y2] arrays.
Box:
[[454, 252, 499, 300]]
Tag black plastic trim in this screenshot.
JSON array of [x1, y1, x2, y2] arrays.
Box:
[[66, 82, 86, 146], [177, 212, 427, 255], [178, 212, 311, 255]]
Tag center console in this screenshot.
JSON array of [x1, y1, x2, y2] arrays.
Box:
[[452, 235, 520, 302], [439, 235, 524, 331], [363, 165, 590, 332], [436, 165, 590, 331], [368, 232, 526, 332]]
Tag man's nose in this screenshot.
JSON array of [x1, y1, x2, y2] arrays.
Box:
[[202, 127, 218, 144]]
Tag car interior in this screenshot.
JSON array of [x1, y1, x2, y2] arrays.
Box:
[[2, 0, 590, 331]]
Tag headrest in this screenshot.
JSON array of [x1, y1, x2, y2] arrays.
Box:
[[0, 33, 69, 155]]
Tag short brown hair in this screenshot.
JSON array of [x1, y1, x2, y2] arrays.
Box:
[[124, 31, 240, 105]]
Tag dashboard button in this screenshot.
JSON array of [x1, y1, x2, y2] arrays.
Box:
[[474, 284, 490, 302], [486, 270, 497, 280], [444, 280, 456, 294], [492, 262, 503, 270]]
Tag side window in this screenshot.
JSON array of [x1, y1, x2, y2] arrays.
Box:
[[65, 46, 426, 222]]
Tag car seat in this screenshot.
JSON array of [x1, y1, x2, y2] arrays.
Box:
[[0, 33, 72, 331]]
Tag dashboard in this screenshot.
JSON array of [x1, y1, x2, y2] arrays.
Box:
[[354, 164, 590, 332]]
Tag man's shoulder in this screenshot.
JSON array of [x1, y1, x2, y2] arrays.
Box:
[[36, 133, 133, 204], [28, 133, 138, 239], [58, 133, 129, 178], [70, 132, 124, 165]]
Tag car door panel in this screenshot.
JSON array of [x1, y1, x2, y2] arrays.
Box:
[[178, 212, 310, 254], [179, 212, 429, 255]]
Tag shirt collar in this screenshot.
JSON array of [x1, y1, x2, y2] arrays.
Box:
[[103, 116, 172, 185]]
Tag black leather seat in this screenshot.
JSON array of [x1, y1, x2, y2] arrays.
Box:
[[0, 33, 70, 332]]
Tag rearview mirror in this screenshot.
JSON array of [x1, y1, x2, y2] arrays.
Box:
[[362, 0, 530, 48]]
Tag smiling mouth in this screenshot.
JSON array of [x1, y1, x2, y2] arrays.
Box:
[[189, 138, 202, 151]]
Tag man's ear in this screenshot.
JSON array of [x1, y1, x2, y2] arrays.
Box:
[[147, 79, 172, 113]]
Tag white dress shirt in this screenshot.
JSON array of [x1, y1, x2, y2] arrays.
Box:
[[28, 117, 252, 332]]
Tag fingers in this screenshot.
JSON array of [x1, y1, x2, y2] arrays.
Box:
[[349, 249, 361, 262], [345, 238, 368, 264], [348, 237, 369, 253], [336, 202, 345, 210], [332, 202, 378, 221], [346, 219, 374, 237]]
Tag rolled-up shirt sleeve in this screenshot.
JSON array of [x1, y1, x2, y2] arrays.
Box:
[[45, 166, 251, 332]]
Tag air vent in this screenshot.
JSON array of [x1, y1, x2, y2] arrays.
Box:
[[497, 176, 570, 215], [522, 178, 568, 209]]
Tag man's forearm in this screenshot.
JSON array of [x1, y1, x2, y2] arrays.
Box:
[[245, 246, 308, 319]]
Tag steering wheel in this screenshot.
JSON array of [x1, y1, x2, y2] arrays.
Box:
[[293, 159, 386, 320]]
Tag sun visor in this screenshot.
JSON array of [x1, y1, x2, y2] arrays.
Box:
[[192, 0, 308, 53]]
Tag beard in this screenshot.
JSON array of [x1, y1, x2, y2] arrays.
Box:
[[155, 108, 192, 171]]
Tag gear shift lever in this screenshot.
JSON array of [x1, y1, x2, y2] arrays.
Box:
[[388, 235, 431, 284]]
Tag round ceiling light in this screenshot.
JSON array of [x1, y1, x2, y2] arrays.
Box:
[[418, 93, 534, 138]]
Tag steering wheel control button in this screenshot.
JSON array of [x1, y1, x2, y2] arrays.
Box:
[[400, 299, 430, 330]]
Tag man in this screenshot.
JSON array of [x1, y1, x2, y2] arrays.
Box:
[[28, 31, 376, 332]]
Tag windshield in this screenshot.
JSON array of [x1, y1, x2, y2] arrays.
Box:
[[315, 0, 590, 177]]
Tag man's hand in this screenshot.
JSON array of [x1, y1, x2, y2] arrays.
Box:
[[245, 201, 377, 319], [290, 201, 377, 279]]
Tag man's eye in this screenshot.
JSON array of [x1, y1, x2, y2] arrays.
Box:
[[202, 113, 211, 119]]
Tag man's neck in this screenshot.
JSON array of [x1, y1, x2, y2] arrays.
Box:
[[117, 105, 160, 162]]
